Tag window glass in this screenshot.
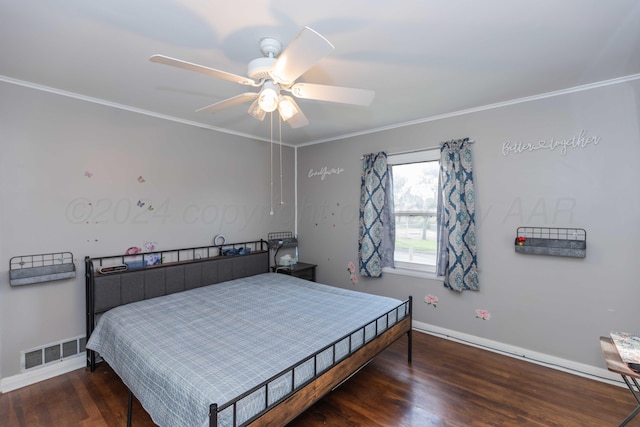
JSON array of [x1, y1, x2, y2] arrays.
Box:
[[391, 156, 439, 272]]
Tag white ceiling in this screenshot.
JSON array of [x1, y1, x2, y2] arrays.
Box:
[[2, 0, 640, 146]]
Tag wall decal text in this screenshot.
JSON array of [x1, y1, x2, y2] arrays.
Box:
[[502, 129, 600, 156], [308, 166, 345, 180]]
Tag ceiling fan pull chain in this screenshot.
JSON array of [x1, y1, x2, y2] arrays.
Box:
[[269, 112, 274, 216], [279, 115, 284, 206]]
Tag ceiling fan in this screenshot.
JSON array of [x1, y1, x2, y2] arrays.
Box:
[[150, 27, 375, 128]]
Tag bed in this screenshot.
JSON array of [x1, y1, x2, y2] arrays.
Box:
[[85, 240, 412, 427]]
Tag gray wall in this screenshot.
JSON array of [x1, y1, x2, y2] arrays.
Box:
[[297, 79, 640, 370], [0, 82, 295, 378], [2, 77, 639, 381]]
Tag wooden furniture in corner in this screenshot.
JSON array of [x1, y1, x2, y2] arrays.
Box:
[[272, 262, 317, 281], [600, 337, 640, 426]]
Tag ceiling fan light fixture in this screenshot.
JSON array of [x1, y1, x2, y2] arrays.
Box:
[[277, 96, 300, 121], [258, 81, 279, 112], [247, 99, 266, 121], [150, 27, 372, 131]]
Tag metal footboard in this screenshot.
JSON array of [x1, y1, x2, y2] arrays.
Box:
[[209, 297, 412, 427]]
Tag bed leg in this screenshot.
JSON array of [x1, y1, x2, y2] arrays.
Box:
[[127, 390, 133, 427], [89, 350, 96, 372], [407, 295, 413, 364], [209, 403, 218, 427]]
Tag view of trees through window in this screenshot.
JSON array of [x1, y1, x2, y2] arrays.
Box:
[[392, 161, 439, 270]]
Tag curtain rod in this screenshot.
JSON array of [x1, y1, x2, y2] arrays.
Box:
[[363, 138, 475, 159]]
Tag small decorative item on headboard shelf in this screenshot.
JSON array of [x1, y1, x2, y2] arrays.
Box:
[[9, 252, 76, 286], [514, 227, 586, 258]]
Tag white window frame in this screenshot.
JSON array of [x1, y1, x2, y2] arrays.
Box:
[[384, 149, 442, 280]]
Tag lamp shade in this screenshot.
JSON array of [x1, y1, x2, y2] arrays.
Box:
[[277, 96, 301, 121], [247, 99, 266, 121]]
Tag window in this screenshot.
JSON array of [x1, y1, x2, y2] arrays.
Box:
[[388, 150, 440, 273]]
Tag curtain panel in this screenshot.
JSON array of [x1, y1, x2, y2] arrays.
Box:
[[359, 152, 395, 277], [437, 139, 479, 291]]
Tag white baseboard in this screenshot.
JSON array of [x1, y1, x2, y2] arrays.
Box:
[[412, 320, 625, 388], [1, 356, 85, 393]]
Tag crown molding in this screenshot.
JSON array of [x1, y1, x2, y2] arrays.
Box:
[[297, 72, 640, 147], [0, 75, 298, 148], [3, 73, 639, 149]]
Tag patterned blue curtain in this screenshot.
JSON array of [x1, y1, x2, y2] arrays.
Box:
[[359, 152, 395, 277], [436, 139, 479, 291]]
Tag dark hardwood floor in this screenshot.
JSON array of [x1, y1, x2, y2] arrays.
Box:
[[1, 331, 637, 426]]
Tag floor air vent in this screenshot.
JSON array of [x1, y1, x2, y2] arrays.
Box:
[[21, 335, 85, 371]]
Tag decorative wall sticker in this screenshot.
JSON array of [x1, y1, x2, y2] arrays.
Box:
[[84, 171, 93, 178], [308, 166, 345, 180], [425, 294, 439, 308], [347, 261, 355, 273], [125, 246, 142, 255], [145, 244, 161, 265], [502, 129, 600, 156], [475, 309, 491, 320], [147, 205, 154, 211], [137, 200, 145, 208], [347, 261, 358, 284], [138, 176, 146, 183], [143, 241, 157, 252]]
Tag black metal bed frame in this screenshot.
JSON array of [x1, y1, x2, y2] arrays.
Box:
[[85, 239, 413, 427], [210, 297, 412, 427]]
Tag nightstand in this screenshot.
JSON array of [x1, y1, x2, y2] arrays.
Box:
[[272, 262, 317, 282]]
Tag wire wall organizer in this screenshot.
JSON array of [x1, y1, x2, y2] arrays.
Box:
[[10, 252, 76, 286], [267, 231, 299, 267], [515, 227, 586, 258], [267, 231, 298, 249]]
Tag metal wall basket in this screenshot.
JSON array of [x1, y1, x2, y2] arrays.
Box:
[[514, 227, 586, 258], [10, 252, 76, 286]]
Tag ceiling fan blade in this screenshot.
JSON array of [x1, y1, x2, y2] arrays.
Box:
[[150, 54, 259, 86], [290, 83, 375, 106], [269, 27, 334, 85], [196, 93, 258, 114]]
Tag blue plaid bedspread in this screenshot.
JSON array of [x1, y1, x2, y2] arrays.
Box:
[[87, 272, 404, 427]]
